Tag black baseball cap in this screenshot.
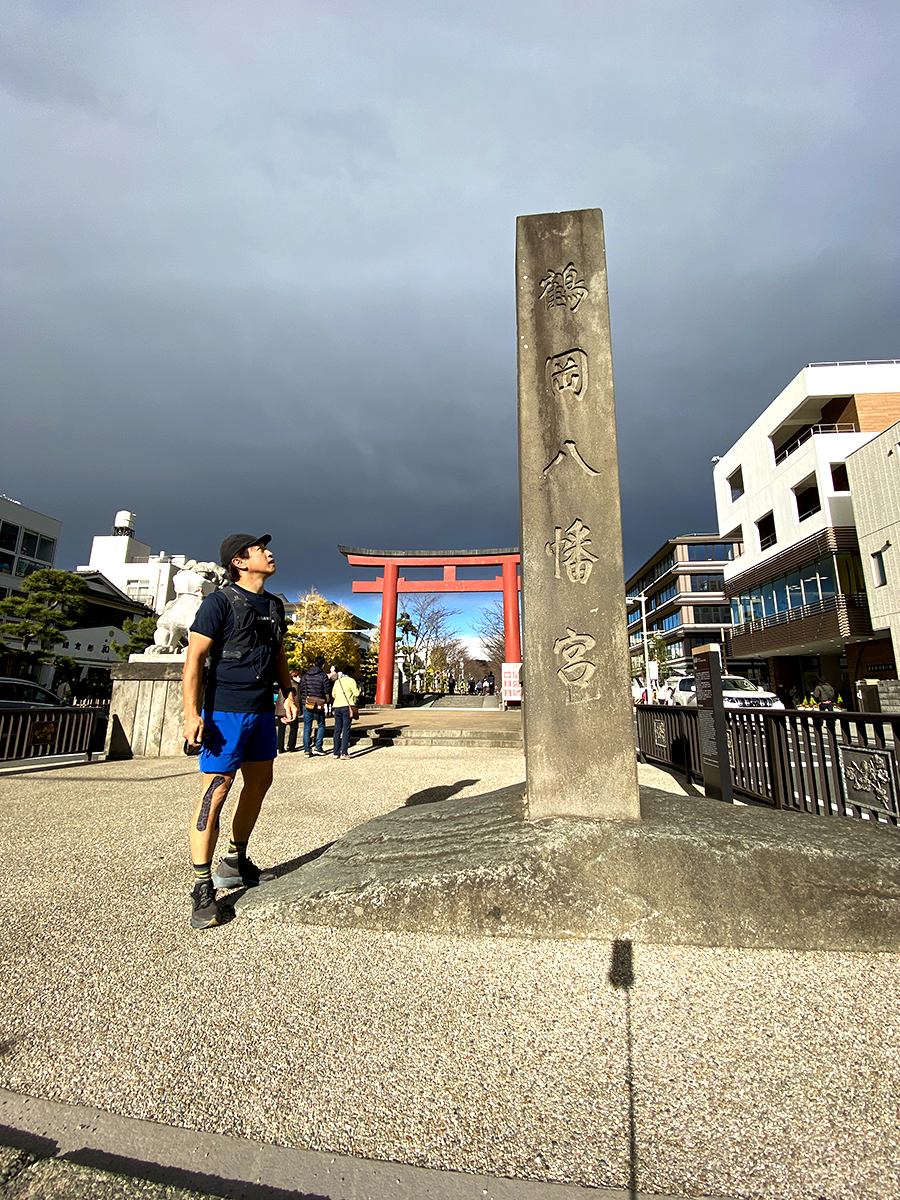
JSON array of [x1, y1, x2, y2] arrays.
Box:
[[220, 533, 271, 568]]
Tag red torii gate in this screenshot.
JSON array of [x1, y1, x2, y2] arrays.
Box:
[[339, 545, 522, 707]]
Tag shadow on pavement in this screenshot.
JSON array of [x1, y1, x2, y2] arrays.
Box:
[[404, 779, 480, 807]]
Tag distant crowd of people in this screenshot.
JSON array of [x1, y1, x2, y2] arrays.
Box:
[[446, 672, 495, 696]]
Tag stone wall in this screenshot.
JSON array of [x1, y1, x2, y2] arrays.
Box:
[[106, 658, 186, 758], [877, 679, 900, 714]]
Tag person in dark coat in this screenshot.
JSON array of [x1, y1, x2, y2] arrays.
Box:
[[299, 656, 332, 757]]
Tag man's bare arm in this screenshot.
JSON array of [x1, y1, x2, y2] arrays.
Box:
[[182, 631, 213, 746]]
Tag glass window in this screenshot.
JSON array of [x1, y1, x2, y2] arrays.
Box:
[[728, 468, 744, 502], [872, 551, 887, 587], [689, 574, 724, 592], [786, 571, 802, 609], [731, 598, 741, 624], [801, 564, 821, 606], [662, 612, 681, 631], [0, 552, 13, 575], [794, 478, 821, 522], [756, 513, 776, 550], [830, 462, 849, 492], [15, 559, 37, 578], [0, 522, 19, 552], [695, 605, 732, 624], [36, 536, 55, 563], [20, 530, 38, 559], [818, 559, 836, 599], [774, 577, 789, 612], [751, 587, 763, 620], [762, 582, 776, 617]]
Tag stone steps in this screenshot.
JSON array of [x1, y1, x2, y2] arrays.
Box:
[[368, 727, 522, 750]]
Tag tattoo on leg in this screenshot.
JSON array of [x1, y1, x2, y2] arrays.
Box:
[[196, 775, 229, 832]]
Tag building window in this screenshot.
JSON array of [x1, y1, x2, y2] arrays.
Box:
[[689, 574, 724, 593], [0, 522, 19, 553], [693, 605, 732, 624], [793, 476, 821, 522], [20, 530, 39, 559], [756, 513, 777, 551], [36, 536, 55, 563], [649, 582, 677, 609], [872, 550, 887, 588], [830, 462, 849, 492], [667, 641, 684, 660], [687, 543, 735, 562], [724, 527, 743, 557], [0, 552, 13, 576], [661, 612, 681, 631], [728, 468, 744, 502]]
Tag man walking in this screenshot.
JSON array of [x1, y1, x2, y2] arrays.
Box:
[[299, 655, 331, 757], [182, 533, 297, 929]]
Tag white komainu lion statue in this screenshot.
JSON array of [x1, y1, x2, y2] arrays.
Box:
[[147, 560, 228, 654]]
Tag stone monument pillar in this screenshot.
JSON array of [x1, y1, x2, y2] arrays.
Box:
[[516, 208, 640, 820]]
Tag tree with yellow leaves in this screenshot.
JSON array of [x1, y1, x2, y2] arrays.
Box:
[[284, 589, 361, 675]]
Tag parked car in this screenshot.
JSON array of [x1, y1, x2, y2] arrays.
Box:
[[0, 678, 67, 709], [673, 674, 785, 710]]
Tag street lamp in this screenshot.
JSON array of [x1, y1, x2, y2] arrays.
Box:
[[627, 592, 652, 700]]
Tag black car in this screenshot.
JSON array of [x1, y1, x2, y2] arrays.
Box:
[[0, 678, 67, 709]]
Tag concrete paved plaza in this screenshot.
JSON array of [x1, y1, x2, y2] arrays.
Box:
[[0, 735, 898, 1199]]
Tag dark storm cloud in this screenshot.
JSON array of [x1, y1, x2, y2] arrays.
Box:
[[1, 0, 898, 619]]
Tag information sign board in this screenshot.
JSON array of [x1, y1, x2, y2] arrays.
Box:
[[692, 644, 733, 804]]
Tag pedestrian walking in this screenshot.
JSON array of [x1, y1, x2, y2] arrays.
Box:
[[299, 656, 331, 756], [331, 668, 360, 760], [182, 533, 296, 930]]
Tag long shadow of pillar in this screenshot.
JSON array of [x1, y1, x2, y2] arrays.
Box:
[[609, 938, 636, 1199]]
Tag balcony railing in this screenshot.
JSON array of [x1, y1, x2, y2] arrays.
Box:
[[774, 424, 857, 466], [731, 592, 868, 638]]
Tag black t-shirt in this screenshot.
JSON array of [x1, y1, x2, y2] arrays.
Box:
[[190, 586, 285, 713]]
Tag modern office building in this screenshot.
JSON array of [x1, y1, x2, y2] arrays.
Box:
[[846, 418, 900, 676], [713, 361, 900, 701], [0, 495, 61, 597], [626, 534, 746, 681]]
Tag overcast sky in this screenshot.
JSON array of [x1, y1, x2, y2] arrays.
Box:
[[2, 0, 898, 635]]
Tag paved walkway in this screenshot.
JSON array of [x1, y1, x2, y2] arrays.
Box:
[[0, 742, 897, 1199]]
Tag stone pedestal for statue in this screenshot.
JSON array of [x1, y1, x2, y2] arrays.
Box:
[[106, 655, 186, 759], [516, 208, 640, 820]]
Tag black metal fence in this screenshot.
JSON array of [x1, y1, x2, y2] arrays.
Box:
[[0, 706, 108, 763], [635, 704, 900, 828]]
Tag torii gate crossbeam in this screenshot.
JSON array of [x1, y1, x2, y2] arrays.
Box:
[[339, 545, 521, 706]]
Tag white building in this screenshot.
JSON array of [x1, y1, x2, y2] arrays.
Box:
[[846, 418, 900, 673], [0, 494, 61, 597], [712, 361, 900, 701], [79, 511, 187, 614]]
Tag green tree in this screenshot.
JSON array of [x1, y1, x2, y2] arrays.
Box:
[[646, 633, 672, 684], [111, 615, 158, 660], [284, 589, 361, 675], [0, 570, 88, 666]]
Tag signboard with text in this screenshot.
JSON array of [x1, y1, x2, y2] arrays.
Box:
[[502, 662, 522, 704], [692, 644, 733, 804]]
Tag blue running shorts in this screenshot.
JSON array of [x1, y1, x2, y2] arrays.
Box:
[[198, 710, 278, 773]]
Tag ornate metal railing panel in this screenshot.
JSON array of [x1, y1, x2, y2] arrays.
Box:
[[0, 706, 107, 763], [636, 705, 900, 829]]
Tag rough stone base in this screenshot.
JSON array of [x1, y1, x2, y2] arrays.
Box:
[[237, 785, 900, 951]]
